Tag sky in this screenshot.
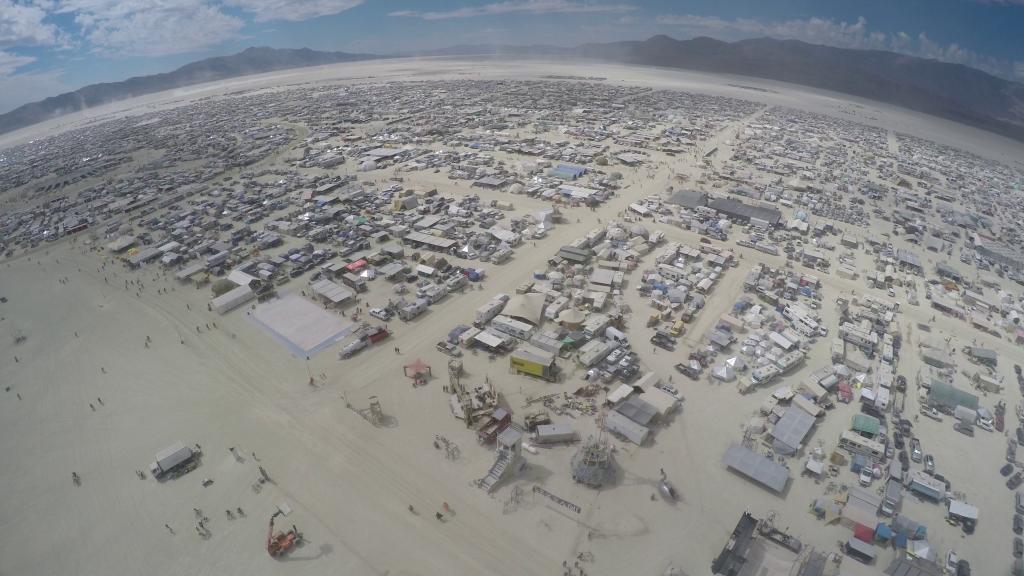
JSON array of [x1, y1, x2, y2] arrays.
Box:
[[1, 0, 1023, 113]]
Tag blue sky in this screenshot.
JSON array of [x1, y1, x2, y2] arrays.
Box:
[[1, 0, 1022, 113]]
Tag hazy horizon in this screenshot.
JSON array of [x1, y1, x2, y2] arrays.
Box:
[[1, 0, 1022, 114]]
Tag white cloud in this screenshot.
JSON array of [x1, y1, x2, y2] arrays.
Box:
[[391, 0, 637, 21], [56, 0, 245, 56], [225, 0, 363, 22], [0, 48, 35, 75], [0, 0, 62, 46], [656, 13, 1024, 82]]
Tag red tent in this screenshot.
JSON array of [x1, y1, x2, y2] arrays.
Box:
[[853, 523, 874, 543], [837, 383, 853, 403]]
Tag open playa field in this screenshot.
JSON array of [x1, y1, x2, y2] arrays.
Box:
[[2, 57, 1024, 576]]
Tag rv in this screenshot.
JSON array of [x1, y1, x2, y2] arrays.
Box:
[[491, 315, 535, 340], [398, 298, 429, 321], [475, 298, 507, 326]]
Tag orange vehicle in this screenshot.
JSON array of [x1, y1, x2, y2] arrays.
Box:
[[267, 511, 300, 557]]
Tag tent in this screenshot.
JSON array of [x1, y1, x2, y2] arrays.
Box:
[[712, 364, 736, 382], [725, 356, 747, 371], [773, 386, 795, 401], [557, 308, 586, 328], [811, 498, 841, 523], [805, 459, 824, 476], [908, 539, 933, 561], [854, 523, 875, 543], [403, 359, 431, 378], [875, 522, 893, 542], [503, 292, 547, 326]]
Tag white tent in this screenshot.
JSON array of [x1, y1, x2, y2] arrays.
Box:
[[772, 386, 795, 400], [712, 364, 736, 382], [908, 539, 933, 561], [725, 356, 747, 371], [504, 292, 547, 325]]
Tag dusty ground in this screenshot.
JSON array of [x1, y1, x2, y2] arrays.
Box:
[[1, 58, 1022, 576]]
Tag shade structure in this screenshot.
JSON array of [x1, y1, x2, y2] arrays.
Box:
[[404, 359, 431, 378]]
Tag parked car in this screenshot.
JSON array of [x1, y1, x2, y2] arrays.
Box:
[[369, 307, 393, 321], [894, 430, 905, 449], [954, 422, 975, 437], [911, 438, 923, 462], [1008, 473, 1023, 490], [650, 334, 675, 351], [1002, 463, 1015, 477], [1015, 514, 1023, 535], [924, 454, 935, 474], [1014, 537, 1023, 558], [435, 341, 462, 357]]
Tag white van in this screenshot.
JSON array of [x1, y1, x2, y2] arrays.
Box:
[[605, 326, 629, 347]]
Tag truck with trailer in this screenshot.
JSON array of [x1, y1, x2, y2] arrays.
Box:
[[150, 441, 200, 480], [907, 470, 945, 501], [510, 345, 559, 382], [532, 423, 578, 445], [881, 477, 903, 516]]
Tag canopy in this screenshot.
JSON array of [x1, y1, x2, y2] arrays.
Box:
[[403, 359, 431, 377], [557, 308, 586, 325]]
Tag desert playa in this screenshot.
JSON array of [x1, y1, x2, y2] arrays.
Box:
[[2, 58, 1024, 576]]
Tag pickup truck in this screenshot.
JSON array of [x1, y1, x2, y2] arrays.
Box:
[[436, 341, 462, 357], [921, 406, 943, 421]]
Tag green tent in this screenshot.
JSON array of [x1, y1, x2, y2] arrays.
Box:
[[927, 382, 979, 411], [852, 414, 880, 436]]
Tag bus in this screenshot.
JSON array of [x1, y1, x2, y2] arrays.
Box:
[[838, 430, 885, 460]]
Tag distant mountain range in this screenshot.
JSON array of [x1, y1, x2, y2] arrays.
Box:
[[3, 37, 1024, 142], [0, 47, 378, 135], [425, 36, 1024, 142]]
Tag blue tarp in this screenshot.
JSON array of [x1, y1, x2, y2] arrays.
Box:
[[850, 453, 867, 473], [448, 325, 470, 343], [875, 522, 893, 541], [893, 534, 907, 549]]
